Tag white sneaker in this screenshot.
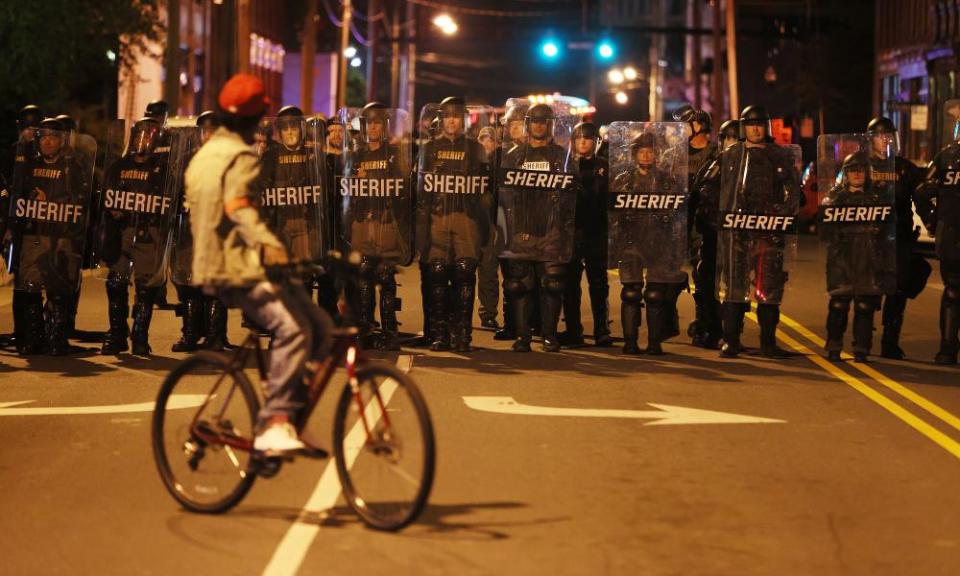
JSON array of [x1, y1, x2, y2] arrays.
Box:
[[254, 422, 305, 453]]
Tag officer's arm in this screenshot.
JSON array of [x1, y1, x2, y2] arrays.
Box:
[[222, 153, 283, 250], [913, 159, 940, 234]]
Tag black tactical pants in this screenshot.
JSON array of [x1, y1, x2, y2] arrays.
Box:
[[937, 259, 960, 362], [563, 234, 609, 341], [826, 295, 881, 355], [505, 260, 565, 346]]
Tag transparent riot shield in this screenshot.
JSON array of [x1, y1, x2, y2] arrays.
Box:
[[168, 120, 203, 286], [256, 115, 328, 266], [935, 99, 960, 260], [338, 107, 413, 265], [496, 106, 578, 263], [717, 142, 802, 305], [606, 121, 688, 284], [415, 103, 496, 264], [817, 134, 897, 296], [501, 98, 530, 152], [93, 119, 183, 288], [8, 130, 97, 294]]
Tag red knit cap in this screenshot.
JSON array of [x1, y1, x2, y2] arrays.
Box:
[[218, 74, 270, 117]]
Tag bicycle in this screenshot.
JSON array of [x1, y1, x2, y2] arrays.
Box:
[[151, 252, 435, 531]]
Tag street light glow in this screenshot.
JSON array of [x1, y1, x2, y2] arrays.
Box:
[[433, 14, 458, 35], [615, 91, 628, 105], [343, 46, 357, 59], [350, 57, 362, 68], [623, 66, 637, 80], [608, 69, 624, 85]]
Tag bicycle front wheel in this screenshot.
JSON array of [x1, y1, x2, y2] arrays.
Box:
[[333, 362, 435, 531], [152, 352, 260, 514]]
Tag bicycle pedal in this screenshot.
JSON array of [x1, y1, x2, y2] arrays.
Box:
[[298, 442, 330, 460]]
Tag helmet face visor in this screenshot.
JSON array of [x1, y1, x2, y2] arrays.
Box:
[[132, 124, 160, 155]]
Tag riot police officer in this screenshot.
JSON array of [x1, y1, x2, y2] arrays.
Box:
[[498, 103, 578, 352], [609, 130, 687, 354], [820, 151, 896, 362], [708, 105, 802, 358], [916, 102, 960, 365], [98, 117, 176, 355], [416, 97, 493, 352], [341, 102, 412, 350], [8, 118, 94, 355], [560, 121, 610, 347], [866, 117, 927, 359]]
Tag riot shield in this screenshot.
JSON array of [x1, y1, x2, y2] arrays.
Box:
[[606, 122, 688, 284], [93, 119, 184, 287], [935, 99, 960, 261], [495, 104, 578, 263], [501, 98, 530, 152], [168, 120, 203, 285], [817, 134, 897, 296], [257, 115, 328, 266], [338, 106, 413, 265], [717, 142, 802, 305], [415, 103, 496, 264], [8, 130, 97, 294]]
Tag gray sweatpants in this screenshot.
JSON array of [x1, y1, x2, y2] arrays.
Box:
[[218, 281, 330, 425]]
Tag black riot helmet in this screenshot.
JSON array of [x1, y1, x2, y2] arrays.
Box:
[[867, 116, 896, 134], [359, 101, 390, 143], [676, 106, 712, 138], [672, 104, 695, 123], [196, 110, 219, 128], [573, 121, 599, 141], [36, 118, 66, 159], [867, 116, 900, 158], [17, 105, 44, 137], [439, 96, 466, 117], [129, 117, 162, 157], [840, 151, 870, 187], [144, 100, 169, 122], [54, 114, 77, 133], [719, 119, 740, 141], [738, 105, 772, 141], [524, 103, 555, 140], [278, 105, 304, 118], [276, 105, 304, 148], [630, 132, 657, 166], [502, 102, 527, 126]]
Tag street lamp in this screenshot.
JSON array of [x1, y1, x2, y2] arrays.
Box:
[[623, 66, 637, 81], [615, 91, 628, 105], [608, 68, 624, 85], [343, 46, 357, 59], [432, 13, 458, 36]]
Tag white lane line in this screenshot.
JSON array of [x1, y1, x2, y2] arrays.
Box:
[[261, 354, 411, 576], [0, 394, 207, 416]]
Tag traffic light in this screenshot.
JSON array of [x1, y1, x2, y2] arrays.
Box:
[[541, 39, 560, 59], [597, 40, 615, 60]]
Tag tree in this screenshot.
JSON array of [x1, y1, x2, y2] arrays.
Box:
[[0, 0, 163, 142]]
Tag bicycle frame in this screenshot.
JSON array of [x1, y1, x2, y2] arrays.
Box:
[[187, 327, 391, 454]]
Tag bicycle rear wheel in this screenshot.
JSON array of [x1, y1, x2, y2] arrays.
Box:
[[152, 352, 260, 513], [333, 362, 435, 531]]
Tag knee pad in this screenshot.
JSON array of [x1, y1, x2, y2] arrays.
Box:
[[644, 285, 666, 304], [541, 274, 564, 295], [359, 257, 377, 280], [855, 298, 879, 314], [429, 259, 451, 281], [505, 278, 527, 297], [376, 263, 397, 287], [621, 284, 643, 304], [455, 258, 478, 281], [829, 297, 851, 313]]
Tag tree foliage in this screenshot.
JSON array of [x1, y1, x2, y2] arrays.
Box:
[[0, 0, 164, 140]]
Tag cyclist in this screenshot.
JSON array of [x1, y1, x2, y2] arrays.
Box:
[[184, 74, 330, 454]]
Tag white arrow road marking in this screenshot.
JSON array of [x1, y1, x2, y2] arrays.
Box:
[[463, 396, 785, 426], [0, 394, 208, 416], [262, 355, 412, 576]]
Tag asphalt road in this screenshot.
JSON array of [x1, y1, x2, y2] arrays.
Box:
[[1, 237, 958, 576]]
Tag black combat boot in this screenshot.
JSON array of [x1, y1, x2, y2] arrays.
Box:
[[202, 297, 233, 351], [172, 297, 203, 352], [17, 291, 46, 355], [935, 290, 960, 365], [880, 295, 907, 360], [757, 303, 788, 358], [45, 294, 74, 356], [378, 269, 401, 351], [852, 298, 877, 363], [101, 281, 130, 354], [130, 286, 157, 356], [720, 303, 744, 358], [452, 259, 477, 353]]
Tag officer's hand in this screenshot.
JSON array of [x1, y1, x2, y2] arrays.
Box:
[[263, 244, 289, 266]]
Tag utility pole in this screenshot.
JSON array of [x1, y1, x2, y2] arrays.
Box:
[[712, 0, 724, 118], [237, 0, 251, 73], [337, 0, 352, 110], [164, 0, 181, 111], [390, 1, 400, 108], [726, 0, 740, 118], [405, 1, 416, 113], [692, 0, 702, 110], [367, 0, 379, 102], [301, 0, 317, 113]]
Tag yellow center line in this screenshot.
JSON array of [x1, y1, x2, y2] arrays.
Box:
[[743, 312, 960, 460], [774, 310, 960, 434]]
